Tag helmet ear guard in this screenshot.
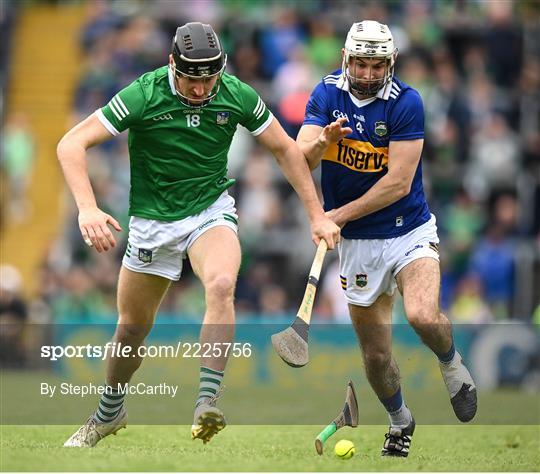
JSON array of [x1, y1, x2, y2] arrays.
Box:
[[170, 22, 227, 106], [341, 20, 398, 96]]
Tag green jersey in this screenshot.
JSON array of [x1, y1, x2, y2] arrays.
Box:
[[97, 66, 272, 220]]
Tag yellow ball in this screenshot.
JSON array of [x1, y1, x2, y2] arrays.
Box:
[[334, 439, 355, 459]]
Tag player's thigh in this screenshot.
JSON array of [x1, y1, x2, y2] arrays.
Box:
[[187, 225, 241, 289], [339, 238, 396, 307], [349, 292, 394, 356], [396, 257, 441, 325], [117, 265, 171, 326]]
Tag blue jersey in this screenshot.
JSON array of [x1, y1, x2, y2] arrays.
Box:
[[304, 71, 431, 239]]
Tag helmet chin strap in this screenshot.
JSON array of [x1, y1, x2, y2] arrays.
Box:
[[345, 60, 394, 97]]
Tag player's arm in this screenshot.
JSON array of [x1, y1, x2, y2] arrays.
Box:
[[298, 80, 352, 170], [297, 118, 353, 171], [256, 118, 340, 249], [326, 139, 424, 227], [57, 113, 122, 252]]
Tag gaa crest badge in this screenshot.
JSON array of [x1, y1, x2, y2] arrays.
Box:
[[374, 121, 387, 137], [216, 112, 230, 125], [138, 248, 153, 264], [355, 273, 368, 288]]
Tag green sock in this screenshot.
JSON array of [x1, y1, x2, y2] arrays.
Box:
[[196, 366, 223, 406], [94, 385, 124, 423]]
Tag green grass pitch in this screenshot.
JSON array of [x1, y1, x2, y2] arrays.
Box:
[[1, 424, 538, 471]]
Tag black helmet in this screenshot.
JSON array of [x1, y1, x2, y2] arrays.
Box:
[[171, 22, 226, 78]]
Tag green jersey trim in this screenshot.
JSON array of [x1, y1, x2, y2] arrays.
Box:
[[251, 114, 273, 136], [96, 109, 120, 136], [109, 94, 130, 120]]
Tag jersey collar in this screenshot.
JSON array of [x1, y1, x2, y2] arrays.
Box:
[[336, 74, 392, 107]]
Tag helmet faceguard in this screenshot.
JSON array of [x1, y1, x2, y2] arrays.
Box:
[[342, 21, 398, 97], [170, 22, 227, 107]]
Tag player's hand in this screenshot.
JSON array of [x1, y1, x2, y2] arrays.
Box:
[[310, 214, 341, 250], [78, 207, 122, 253], [325, 208, 347, 229], [319, 117, 353, 146]]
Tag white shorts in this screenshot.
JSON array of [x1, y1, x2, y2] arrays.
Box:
[[338, 214, 440, 307], [122, 192, 238, 281]]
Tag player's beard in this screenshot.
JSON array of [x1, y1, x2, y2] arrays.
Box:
[[347, 72, 386, 97]]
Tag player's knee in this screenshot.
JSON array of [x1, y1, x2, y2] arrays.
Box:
[[407, 304, 439, 329], [363, 349, 391, 372], [205, 274, 236, 301], [115, 321, 152, 344]]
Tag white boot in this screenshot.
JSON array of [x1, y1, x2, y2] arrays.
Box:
[[64, 408, 127, 447]]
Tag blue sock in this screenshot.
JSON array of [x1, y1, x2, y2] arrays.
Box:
[[379, 387, 403, 414], [437, 341, 455, 364], [380, 387, 412, 428]]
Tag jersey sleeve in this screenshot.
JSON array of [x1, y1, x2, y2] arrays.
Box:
[[303, 81, 330, 127], [96, 80, 146, 135], [238, 81, 273, 136], [388, 88, 424, 141]]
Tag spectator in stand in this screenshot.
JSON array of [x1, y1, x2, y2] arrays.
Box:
[[237, 147, 284, 246], [259, 284, 289, 319], [0, 265, 28, 367], [440, 188, 485, 280], [448, 274, 493, 323], [1, 112, 35, 222], [305, 17, 342, 76], [50, 265, 112, 321], [469, 193, 518, 319], [235, 261, 273, 317], [79, 0, 122, 53], [466, 113, 521, 201], [484, 1, 523, 89], [258, 8, 305, 79]]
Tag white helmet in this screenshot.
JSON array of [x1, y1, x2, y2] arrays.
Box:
[[342, 20, 398, 96]]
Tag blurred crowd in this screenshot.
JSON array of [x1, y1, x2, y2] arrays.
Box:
[[2, 0, 540, 337]]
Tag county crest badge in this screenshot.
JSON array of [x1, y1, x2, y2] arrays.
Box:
[[138, 248, 153, 263], [355, 273, 368, 288], [216, 111, 230, 125], [374, 121, 388, 137]]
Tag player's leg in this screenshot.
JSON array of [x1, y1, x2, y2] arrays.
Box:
[[396, 257, 477, 422], [187, 225, 240, 443], [65, 213, 181, 448], [106, 267, 171, 385], [340, 236, 415, 456], [64, 267, 171, 447], [349, 296, 415, 457], [350, 294, 397, 399], [188, 225, 239, 371], [97, 268, 171, 422], [396, 258, 452, 354]]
